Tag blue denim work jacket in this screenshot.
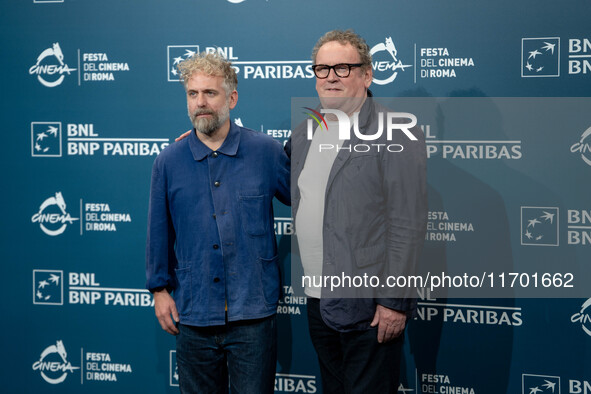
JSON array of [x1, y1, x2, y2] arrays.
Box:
[[146, 123, 290, 326]]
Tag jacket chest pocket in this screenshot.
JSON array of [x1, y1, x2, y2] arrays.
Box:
[[239, 194, 270, 237], [340, 152, 380, 187]]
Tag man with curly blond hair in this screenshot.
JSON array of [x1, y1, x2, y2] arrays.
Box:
[[146, 52, 290, 393]]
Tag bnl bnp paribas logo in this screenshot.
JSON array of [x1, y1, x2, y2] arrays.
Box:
[[521, 38, 560, 77], [167, 45, 199, 81], [167, 45, 314, 81], [31, 122, 61, 157], [522, 37, 591, 77], [521, 206, 591, 246], [520, 207, 559, 246], [31, 121, 169, 157], [522, 374, 560, 394], [169, 350, 179, 387], [32, 340, 79, 384], [167, 38, 411, 84], [33, 270, 64, 305]]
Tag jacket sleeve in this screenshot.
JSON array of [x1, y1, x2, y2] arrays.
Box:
[[375, 124, 428, 312], [145, 158, 177, 292], [275, 140, 291, 206]]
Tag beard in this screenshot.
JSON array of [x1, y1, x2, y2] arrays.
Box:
[[189, 103, 230, 136]]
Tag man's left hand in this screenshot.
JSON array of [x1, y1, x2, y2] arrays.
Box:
[[370, 304, 406, 343]]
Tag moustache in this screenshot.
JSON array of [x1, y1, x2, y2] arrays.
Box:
[[193, 109, 215, 117]]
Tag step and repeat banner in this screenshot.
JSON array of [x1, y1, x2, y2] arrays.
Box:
[[2, 0, 590, 393]]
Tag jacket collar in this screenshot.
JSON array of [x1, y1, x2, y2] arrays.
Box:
[[355, 89, 375, 133], [188, 121, 241, 161]]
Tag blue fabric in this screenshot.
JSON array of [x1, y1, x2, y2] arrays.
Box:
[[176, 316, 277, 394], [146, 122, 290, 326]]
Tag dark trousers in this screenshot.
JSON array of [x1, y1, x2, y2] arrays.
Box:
[[307, 298, 403, 394], [176, 315, 277, 394]]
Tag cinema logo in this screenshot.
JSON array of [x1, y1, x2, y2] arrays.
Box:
[[80, 52, 130, 82], [570, 126, 591, 167], [369, 37, 412, 85], [571, 298, 591, 337], [32, 340, 132, 384], [369, 36, 477, 84], [31, 192, 132, 236], [31, 192, 79, 236], [29, 43, 76, 87], [304, 107, 419, 153], [425, 211, 474, 243], [418, 46, 475, 79], [420, 372, 476, 394], [167, 45, 314, 81], [32, 341, 79, 384], [30, 43, 130, 86], [84, 351, 133, 382], [277, 286, 306, 315]]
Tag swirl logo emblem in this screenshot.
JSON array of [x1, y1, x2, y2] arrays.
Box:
[[370, 37, 412, 85], [571, 126, 591, 166], [29, 43, 77, 87], [32, 341, 79, 384], [571, 298, 591, 337], [31, 192, 79, 236]]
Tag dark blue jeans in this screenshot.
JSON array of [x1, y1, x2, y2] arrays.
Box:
[[307, 298, 403, 394], [176, 315, 277, 394]]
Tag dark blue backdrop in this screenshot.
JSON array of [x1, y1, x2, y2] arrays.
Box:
[[2, 0, 590, 393]]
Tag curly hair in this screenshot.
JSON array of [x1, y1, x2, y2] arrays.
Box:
[[177, 51, 237, 95]]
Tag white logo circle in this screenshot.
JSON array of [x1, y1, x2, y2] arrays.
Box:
[[32, 341, 79, 384], [31, 192, 78, 236]]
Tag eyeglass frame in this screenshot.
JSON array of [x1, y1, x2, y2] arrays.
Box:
[[312, 63, 366, 79]]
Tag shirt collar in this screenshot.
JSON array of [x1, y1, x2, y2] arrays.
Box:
[[188, 121, 241, 161]]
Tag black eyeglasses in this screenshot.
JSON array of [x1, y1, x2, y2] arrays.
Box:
[[312, 63, 364, 79]]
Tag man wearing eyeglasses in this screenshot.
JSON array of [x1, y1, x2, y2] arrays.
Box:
[[288, 30, 427, 393]]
